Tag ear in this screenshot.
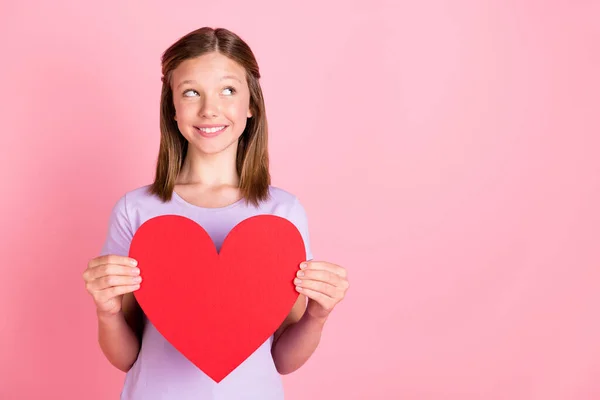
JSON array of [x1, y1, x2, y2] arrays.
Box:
[[247, 109, 252, 118]]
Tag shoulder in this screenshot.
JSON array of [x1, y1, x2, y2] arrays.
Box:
[[100, 184, 171, 255], [264, 185, 310, 227], [109, 184, 164, 214], [267, 185, 301, 205], [100, 184, 155, 256], [265, 186, 313, 260], [264, 185, 309, 215], [123, 184, 160, 205], [104, 184, 169, 235]]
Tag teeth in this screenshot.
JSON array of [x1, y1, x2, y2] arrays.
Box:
[[198, 126, 225, 133]]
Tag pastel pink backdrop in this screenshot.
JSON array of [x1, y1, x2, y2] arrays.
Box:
[[1, 1, 599, 399]]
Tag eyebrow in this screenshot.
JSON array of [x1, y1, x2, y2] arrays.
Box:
[[176, 75, 242, 89]]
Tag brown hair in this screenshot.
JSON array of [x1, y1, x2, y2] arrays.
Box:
[[148, 27, 270, 207]]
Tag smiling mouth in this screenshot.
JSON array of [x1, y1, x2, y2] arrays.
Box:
[[194, 125, 228, 137]]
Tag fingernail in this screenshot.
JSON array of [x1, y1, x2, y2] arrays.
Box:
[[130, 259, 138, 266], [295, 286, 302, 291], [297, 271, 304, 277], [134, 276, 142, 283], [294, 278, 302, 285], [300, 263, 307, 269]]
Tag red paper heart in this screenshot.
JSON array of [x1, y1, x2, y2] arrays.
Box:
[[128, 214, 305, 383]]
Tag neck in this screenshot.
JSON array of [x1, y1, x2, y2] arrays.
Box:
[[177, 146, 239, 187]]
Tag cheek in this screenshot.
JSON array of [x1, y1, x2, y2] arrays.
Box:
[[226, 92, 252, 118], [223, 101, 248, 121], [175, 102, 198, 120]]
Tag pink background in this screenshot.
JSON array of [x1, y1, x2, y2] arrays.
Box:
[[1, 0, 599, 399]]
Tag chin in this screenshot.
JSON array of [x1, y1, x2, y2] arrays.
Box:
[[192, 138, 240, 157]]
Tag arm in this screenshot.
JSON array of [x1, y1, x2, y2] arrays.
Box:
[[271, 261, 349, 375], [271, 294, 326, 374], [270, 200, 348, 373], [97, 293, 145, 372], [94, 194, 144, 372]]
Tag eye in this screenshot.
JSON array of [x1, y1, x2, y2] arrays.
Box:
[[223, 87, 236, 95], [182, 89, 199, 97]]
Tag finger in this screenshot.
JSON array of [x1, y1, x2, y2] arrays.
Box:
[[294, 278, 338, 298], [96, 284, 141, 303], [296, 269, 342, 286], [302, 261, 347, 278], [88, 275, 142, 291], [297, 287, 335, 311], [88, 255, 138, 270], [84, 264, 140, 282]]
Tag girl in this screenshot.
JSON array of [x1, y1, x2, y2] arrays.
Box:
[[82, 27, 349, 399]]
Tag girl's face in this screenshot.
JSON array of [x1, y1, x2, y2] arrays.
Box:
[[171, 52, 253, 157]]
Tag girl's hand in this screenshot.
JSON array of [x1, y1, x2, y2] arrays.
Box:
[[294, 261, 349, 321], [82, 255, 142, 318]]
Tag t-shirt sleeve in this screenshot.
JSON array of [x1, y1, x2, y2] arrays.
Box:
[[99, 194, 134, 257], [289, 197, 313, 261]]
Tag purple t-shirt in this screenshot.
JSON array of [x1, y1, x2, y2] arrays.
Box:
[[99, 184, 313, 400]]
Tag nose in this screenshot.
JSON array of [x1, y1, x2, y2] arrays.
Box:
[[199, 94, 220, 118]]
